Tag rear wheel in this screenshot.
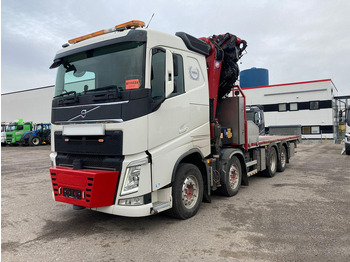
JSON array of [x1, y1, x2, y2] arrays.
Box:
[[29, 136, 41, 146], [217, 156, 242, 197], [264, 147, 277, 177], [277, 146, 287, 172], [46, 134, 51, 145], [170, 163, 203, 219]]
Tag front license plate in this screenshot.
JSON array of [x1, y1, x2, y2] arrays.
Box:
[[63, 188, 82, 199]]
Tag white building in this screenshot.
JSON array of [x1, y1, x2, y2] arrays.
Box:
[[1, 85, 54, 123], [242, 79, 338, 140]]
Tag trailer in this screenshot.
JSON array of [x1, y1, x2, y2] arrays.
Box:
[[49, 21, 299, 219]]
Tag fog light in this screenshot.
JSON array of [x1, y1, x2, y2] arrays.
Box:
[[119, 196, 144, 206]]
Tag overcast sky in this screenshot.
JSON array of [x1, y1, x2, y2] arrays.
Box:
[[2, 0, 350, 95]]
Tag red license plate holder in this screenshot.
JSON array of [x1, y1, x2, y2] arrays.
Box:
[[50, 167, 119, 208]]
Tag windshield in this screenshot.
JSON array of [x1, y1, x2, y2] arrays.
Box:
[[246, 111, 254, 122], [347, 108, 350, 126], [54, 41, 146, 97], [7, 125, 17, 131]]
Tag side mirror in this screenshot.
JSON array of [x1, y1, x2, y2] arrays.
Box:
[[339, 110, 343, 118]]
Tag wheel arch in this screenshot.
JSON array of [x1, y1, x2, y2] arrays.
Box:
[[171, 149, 208, 184]]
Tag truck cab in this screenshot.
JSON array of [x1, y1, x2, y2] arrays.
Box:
[[1, 123, 9, 146], [5, 119, 33, 145], [246, 105, 265, 135], [49, 22, 210, 218]]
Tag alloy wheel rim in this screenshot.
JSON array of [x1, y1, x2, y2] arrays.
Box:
[[181, 175, 199, 209], [229, 164, 239, 189]]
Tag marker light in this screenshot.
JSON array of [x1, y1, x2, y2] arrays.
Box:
[[68, 20, 145, 44]]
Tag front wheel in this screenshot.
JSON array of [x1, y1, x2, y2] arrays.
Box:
[[46, 134, 51, 145], [170, 163, 203, 219]]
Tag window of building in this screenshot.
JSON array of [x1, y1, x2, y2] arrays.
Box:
[[290, 103, 298, 111], [311, 126, 320, 134], [279, 103, 287, 112], [310, 101, 319, 110], [302, 126, 311, 134]]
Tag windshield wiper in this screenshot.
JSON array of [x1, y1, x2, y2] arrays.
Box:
[[84, 85, 121, 97], [85, 85, 119, 93], [54, 91, 77, 98], [54, 91, 79, 104]]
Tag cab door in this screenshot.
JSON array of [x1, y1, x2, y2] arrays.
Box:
[[148, 47, 190, 190], [148, 47, 189, 149]]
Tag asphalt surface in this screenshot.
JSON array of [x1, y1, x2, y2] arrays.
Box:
[[1, 144, 350, 262]]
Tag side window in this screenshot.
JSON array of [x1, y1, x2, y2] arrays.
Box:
[[17, 125, 23, 131], [254, 112, 261, 124], [151, 48, 166, 100], [171, 54, 185, 97]]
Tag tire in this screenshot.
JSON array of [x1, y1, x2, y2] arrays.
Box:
[[277, 146, 287, 172], [217, 156, 242, 197], [169, 163, 204, 219], [263, 147, 277, 177], [46, 134, 51, 145], [29, 136, 41, 146]]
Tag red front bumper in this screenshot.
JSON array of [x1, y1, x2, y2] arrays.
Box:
[[50, 167, 119, 208]]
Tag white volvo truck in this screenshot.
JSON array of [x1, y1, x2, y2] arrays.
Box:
[[49, 20, 299, 219]]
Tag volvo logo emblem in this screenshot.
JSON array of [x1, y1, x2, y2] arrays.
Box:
[[68, 106, 100, 122], [81, 109, 87, 118]]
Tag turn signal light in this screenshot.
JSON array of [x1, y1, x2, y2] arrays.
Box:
[[68, 20, 145, 44]]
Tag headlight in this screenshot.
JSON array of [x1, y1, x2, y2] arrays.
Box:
[[121, 158, 148, 196]]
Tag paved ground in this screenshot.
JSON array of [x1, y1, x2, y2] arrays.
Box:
[[1, 144, 350, 262]]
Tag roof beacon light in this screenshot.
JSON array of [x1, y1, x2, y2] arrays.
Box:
[[68, 20, 145, 44]]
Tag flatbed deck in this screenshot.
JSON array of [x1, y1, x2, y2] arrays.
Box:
[[249, 135, 300, 148]]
